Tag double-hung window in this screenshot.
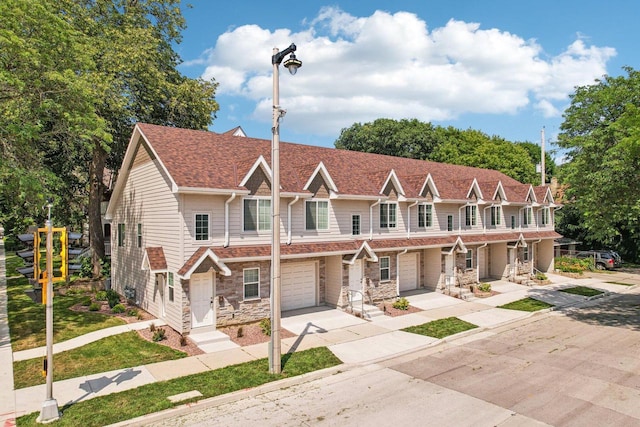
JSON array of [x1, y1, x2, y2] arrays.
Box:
[[491, 206, 501, 226], [117, 223, 125, 247], [447, 215, 454, 231], [511, 215, 516, 229], [195, 213, 209, 240], [523, 207, 533, 226], [306, 200, 329, 230], [244, 199, 271, 231], [380, 256, 390, 281], [418, 204, 433, 228], [243, 268, 260, 300], [523, 246, 529, 262], [379, 203, 397, 229], [465, 250, 473, 270], [465, 205, 477, 227], [541, 207, 550, 226]]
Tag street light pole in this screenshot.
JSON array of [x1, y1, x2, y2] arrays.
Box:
[[269, 43, 301, 374], [38, 202, 60, 423]]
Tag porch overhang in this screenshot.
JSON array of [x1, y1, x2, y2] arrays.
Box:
[[178, 247, 232, 279], [441, 236, 467, 255], [343, 241, 378, 265], [142, 247, 167, 273], [507, 233, 528, 249]]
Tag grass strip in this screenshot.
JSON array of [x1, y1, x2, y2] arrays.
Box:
[[606, 281, 633, 286], [559, 286, 604, 297], [6, 254, 125, 352], [498, 297, 554, 312], [402, 317, 477, 339], [13, 332, 187, 389], [16, 347, 342, 427]]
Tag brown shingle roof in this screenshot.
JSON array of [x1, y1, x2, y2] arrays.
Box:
[[136, 123, 530, 201], [145, 247, 167, 271]]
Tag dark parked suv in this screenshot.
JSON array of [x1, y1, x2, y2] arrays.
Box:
[[575, 250, 621, 270]]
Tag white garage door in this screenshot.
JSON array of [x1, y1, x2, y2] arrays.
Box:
[[282, 262, 317, 311], [399, 252, 419, 292]]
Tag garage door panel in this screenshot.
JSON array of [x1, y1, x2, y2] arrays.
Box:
[[282, 262, 316, 311]]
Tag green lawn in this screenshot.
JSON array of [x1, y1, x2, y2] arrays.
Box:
[[402, 317, 478, 339], [16, 347, 342, 427], [498, 297, 554, 312], [13, 332, 187, 389], [559, 286, 604, 297], [606, 281, 634, 286], [6, 254, 125, 351]]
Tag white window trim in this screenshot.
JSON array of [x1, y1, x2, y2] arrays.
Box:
[[380, 256, 391, 282], [243, 267, 260, 301], [465, 250, 473, 270], [523, 246, 530, 262], [465, 205, 478, 227], [352, 213, 361, 236], [447, 214, 454, 231], [137, 223, 143, 248], [491, 206, 501, 226], [194, 212, 211, 241], [168, 272, 175, 302], [379, 202, 398, 229], [243, 197, 271, 232], [541, 207, 550, 226], [118, 223, 125, 247], [418, 203, 433, 228], [305, 199, 330, 231]]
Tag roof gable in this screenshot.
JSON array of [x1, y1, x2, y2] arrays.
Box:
[[239, 155, 272, 188], [380, 169, 405, 200], [304, 162, 338, 194]]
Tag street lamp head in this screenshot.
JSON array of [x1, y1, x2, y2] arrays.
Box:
[[283, 53, 302, 75]]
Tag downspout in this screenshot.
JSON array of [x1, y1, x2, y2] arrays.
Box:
[[407, 201, 418, 239], [476, 242, 488, 283], [369, 199, 381, 240], [286, 196, 300, 245], [397, 248, 408, 296], [458, 204, 467, 233], [223, 192, 236, 247]]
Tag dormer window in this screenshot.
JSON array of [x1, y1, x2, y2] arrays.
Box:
[[244, 198, 271, 231]]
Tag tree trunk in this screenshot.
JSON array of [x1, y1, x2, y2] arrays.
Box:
[[88, 144, 106, 278]]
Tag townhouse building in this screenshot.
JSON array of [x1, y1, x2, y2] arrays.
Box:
[[106, 123, 561, 335]]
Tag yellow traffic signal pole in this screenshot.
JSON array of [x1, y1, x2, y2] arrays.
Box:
[[37, 202, 60, 423]]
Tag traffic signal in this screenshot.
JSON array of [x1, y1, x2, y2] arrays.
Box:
[[59, 229, 68, 279], [33, 230, 41, 282]]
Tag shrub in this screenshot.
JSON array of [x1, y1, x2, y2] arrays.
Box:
[[152, 328, 166, 342], [80, 296, 92, 307], [79, 256, 93, 278], [259, 318, 271, 336], [149, 323, 156, 332], [106, 289, 120, 308], [535, 272, 548, 281], [237, 326, 244, 338], [111, 303, 125, 313], [392, 297, 410, 310], [95, 290, 108, 301], [477, 283, 492, 293], [127, 308, 139, 317], [555, 256, 591, 273], [180, 334, 188, 346], [89, 302, 101, 311]]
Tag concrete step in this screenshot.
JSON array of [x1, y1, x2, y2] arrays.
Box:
[[188, 327, 232, 345], [352, 303, 385, 320]]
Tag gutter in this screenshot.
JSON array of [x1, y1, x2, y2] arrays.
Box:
[[223, 192, 237, 247], [369, 199, 381, 240], [287, 196, 300, 245], [407, 201, 418, 239]]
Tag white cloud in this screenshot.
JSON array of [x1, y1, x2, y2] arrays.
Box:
[[199, 7, 616, 136]]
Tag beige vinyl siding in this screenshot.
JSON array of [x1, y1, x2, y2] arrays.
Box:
[[490, 242, 508, 278], [536, 239, 554, 273], [112, 155, 182, 331], [181, 194, 226, 253], [324, 255, 343, 307], [423, 248, 441, 290]]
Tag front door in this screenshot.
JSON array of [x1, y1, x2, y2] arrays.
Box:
[[444, 254, 455, 287], [191, 272, 214, 328], [349, 259, 363, 301]]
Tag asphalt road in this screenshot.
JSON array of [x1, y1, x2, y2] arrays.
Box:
[[143, 290, 640, 427]]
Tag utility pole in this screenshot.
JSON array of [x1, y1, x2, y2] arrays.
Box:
[[37, 201, 60, 423], [541, 126, 546, 186]]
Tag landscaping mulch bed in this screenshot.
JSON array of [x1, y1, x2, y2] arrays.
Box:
[[219, 322, 296, 347], [377, 302, 422, 317]]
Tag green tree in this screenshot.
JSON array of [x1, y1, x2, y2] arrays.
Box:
[[0, 0, 219, 276], [557, 67, 640, 260], [335, 118, 444, 159]]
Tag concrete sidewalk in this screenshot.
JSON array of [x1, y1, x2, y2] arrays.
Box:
[[2, 241, 639, 424]]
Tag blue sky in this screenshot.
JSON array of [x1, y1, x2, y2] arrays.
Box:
[[175, 1, 637, 155]]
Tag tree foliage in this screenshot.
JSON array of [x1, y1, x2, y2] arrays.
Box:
[[1, 0, 219, 275], [335, 119, 543, 185], [557, 67, 640, 260]]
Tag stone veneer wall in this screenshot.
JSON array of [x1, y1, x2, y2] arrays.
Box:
[[455, 252, 478, 286], [183, 258, 327, 329], [339, 253, 400, 307]]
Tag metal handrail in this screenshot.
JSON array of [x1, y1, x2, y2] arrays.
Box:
[[348, 289, 364, 318]]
